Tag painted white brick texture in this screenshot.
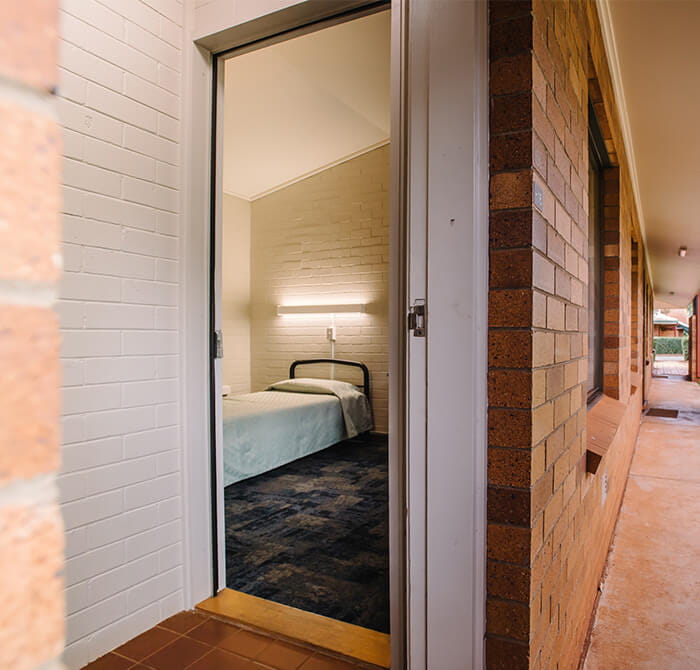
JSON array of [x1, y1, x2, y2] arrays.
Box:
[[57, 0, 184, 667], [249, 146, 390, 432]]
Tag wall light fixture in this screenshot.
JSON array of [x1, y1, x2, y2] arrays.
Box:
[[276, 303, 366, 316]]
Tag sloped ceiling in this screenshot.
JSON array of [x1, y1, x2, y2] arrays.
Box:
[[222, 10, 390, 200], [606, 0, 700, 307]]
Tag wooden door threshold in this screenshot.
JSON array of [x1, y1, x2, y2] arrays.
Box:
[[197, 588, 390, 668]]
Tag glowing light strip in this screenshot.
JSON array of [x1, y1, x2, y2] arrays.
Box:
[[276, 303, 366, 316]]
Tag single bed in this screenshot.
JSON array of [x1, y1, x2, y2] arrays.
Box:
[[222, 359, 373, 486]]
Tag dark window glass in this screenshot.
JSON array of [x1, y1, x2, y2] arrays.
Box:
[[587, 148, 603, 399]]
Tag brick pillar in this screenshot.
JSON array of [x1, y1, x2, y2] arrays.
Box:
[[630, 239, 639, 376], [691, 310, 699, 382], [488, 2, 535, 668], [689, 314, 695, 381], [601, 167, 623, 399], [0, 2, 64, 669], [488, 0, 593, 667]]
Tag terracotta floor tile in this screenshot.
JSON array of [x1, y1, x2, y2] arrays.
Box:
[[187, 618, 241, 646], [143, 636, 211, 670], [219, 629, 272, 659], [299, 654, 360, 670], [84, 612, 366, 670], [83, 653, 134, 670], [159, 610, 209, 634], [115, 626, 180, 661], [256, 640, 312, 670], [187, 647, 255, 670]]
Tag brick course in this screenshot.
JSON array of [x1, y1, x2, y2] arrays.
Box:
[[0, 306, 61, 484], [0, 0, 59, 91], [488, 1, 651, 667], [0, 103, 61, 282], [0, 504, 65, 669], [0, 2, 63, 669]]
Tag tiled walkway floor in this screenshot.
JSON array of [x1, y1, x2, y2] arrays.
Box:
[[83, 610, 366, 670], [653, 354, 688, 377], [584, 376, 700, 669]]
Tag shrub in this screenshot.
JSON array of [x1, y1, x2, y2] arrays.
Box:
[[682, 337, 689, 361], [653, 336, 687, 356]]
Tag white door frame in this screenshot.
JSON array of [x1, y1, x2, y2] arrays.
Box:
[[180, 2, 488, 667]]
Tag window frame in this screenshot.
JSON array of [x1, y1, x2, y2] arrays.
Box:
[[587, 101, 610, 405]]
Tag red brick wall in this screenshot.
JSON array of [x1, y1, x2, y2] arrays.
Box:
[[630, 240, 639, 374], [0, 2, 64, 669], [488, 1, 649, 667]]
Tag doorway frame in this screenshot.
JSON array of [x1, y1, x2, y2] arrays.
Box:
[[180, 1, 488, 667]]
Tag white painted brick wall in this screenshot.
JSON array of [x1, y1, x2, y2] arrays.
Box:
[[250, 146, 390, 431], [57, 1, 184, 667]]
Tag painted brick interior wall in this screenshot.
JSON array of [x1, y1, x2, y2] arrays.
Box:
[[222, 193, 252, 394], [55, 1, 184, 666], [487, 1, 650, 668], [0, 3, 64, 669], [249, 146, 390, 432]]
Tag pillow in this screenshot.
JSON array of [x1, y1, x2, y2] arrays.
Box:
[[267, 377, 360, 396]]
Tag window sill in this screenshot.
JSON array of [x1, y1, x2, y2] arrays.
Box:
[[585, 392, 630, 474]]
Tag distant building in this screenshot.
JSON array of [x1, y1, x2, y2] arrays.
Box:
[[654, 310, 689, 337]]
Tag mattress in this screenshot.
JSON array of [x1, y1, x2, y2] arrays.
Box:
[[222, 390, 346, 486]]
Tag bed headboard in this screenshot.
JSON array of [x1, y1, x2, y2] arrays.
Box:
[[289, 359, 370, 401]]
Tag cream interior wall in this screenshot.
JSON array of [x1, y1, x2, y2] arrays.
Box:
[[222, 194, 251, 393], [249, 145, 389, 432]]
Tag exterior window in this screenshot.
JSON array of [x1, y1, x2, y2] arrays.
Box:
[[587, 127, 605, 401]]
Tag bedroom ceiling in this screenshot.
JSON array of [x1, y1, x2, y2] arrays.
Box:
[[222, 10, 390, 201], [604, 0, 700, 307]]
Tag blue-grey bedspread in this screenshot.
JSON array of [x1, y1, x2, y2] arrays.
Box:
[[222, 391, 346, 485]]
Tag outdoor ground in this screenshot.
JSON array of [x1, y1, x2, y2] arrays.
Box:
[[653, 354, 688, 378], [584, 374, 700, 668]]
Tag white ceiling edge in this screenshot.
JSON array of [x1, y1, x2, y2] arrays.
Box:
[[596, 0, 654, 290], [223, 139, 389, 202]]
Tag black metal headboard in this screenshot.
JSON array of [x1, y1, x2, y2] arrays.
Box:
[[289, 359, 370, 401]]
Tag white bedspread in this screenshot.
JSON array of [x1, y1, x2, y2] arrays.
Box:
[[265, 377, 373, 438], [222, 379, 373, 486]]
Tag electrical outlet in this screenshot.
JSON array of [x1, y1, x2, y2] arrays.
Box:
[[326, 326, 337, 342]]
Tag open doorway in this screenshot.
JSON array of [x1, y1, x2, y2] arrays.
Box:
[[652, 305, 690, 379], [212, 8, 392, 640], [186, 2, 488, 665]]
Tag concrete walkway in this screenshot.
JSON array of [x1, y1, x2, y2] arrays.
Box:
[[584, 376, 700, 669]]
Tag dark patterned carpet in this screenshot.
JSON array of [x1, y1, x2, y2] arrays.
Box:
[[224, 433, 389, 633]]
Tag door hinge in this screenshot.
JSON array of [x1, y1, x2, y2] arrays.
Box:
[[213, 329, 224, 358], [407, 299, 426, 337]]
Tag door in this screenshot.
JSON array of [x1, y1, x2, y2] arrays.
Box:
[[400, 2, 488, 668], [188, 0, 486, 666], [211, 3, 395, 639]]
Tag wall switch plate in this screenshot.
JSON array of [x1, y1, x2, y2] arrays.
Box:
[[326, 326, 337, 342]]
